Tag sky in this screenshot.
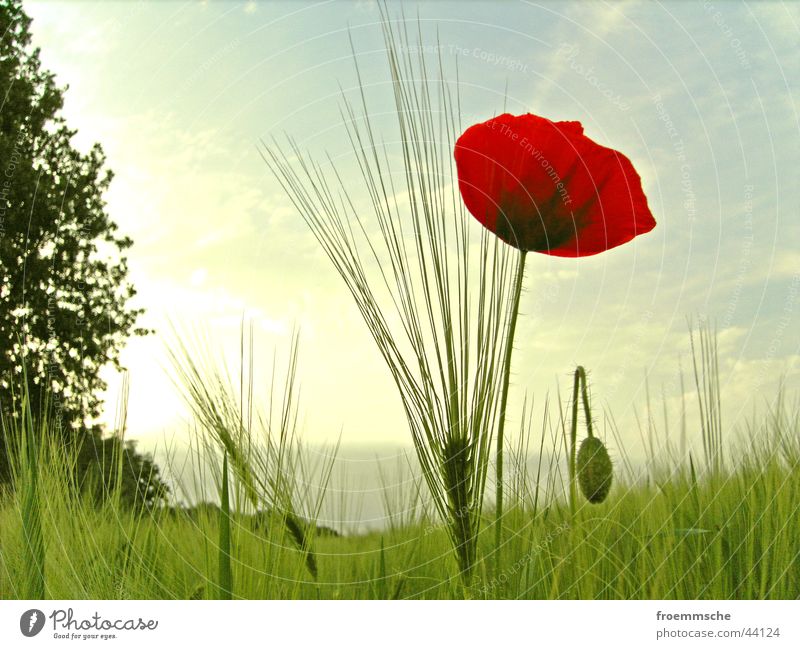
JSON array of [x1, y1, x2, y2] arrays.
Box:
[[23, 1, 799, 474]]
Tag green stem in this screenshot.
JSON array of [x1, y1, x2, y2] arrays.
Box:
[[569, 366, 590, 517], [579, 366, 593, 439], [495, 250, 527, 558], [569, 368, 581, 517], [219, 453, 233, 600]]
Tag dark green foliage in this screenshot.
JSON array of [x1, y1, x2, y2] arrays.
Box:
[[0, 1, 145, 459], [2, 393, 169, 509], [0, 1, 162, 503], [75, 436, 168, 510]]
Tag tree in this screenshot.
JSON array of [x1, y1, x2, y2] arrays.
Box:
[[75, 438, 169, 510], [0, 0, 165, 506]]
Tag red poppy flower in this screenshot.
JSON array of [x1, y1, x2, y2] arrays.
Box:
[[454, 113, 656, 256]]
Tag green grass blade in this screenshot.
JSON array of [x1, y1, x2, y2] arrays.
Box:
[[218, 453, 233, 600]]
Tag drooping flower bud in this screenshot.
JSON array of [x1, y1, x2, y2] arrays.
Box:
[[576, 436, 613, 504]]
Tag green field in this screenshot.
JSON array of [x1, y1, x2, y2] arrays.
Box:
[[2, 382, 797, 600]]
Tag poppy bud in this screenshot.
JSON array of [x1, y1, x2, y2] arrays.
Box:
[[577, 436, 613, 504]]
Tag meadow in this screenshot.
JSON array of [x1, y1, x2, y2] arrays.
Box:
[[1, 336, 798, 600], [1, 8, 797, 602]]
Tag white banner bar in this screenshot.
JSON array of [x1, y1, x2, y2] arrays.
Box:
[[1, 600, 797, 648]]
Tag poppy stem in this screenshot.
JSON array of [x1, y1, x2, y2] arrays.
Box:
[[569, 366, 590, 516], [495, 249, 527, 563]]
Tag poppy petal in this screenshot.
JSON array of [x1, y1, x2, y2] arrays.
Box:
[[454, 113, 656, 256]]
